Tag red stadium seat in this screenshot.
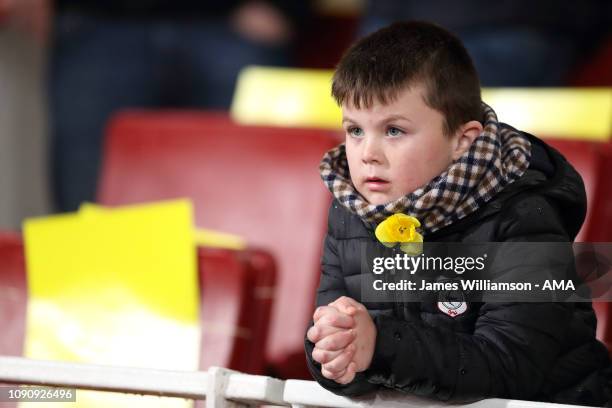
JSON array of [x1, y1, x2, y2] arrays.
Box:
[[0, 233, 27, 408], [99, 111, 339, 378], [0, 232, 274, 375], [198, 246, 276, 374], [546, 139, 605, 242], [0, 232, 27, 358], [545, 139, 612, 354]]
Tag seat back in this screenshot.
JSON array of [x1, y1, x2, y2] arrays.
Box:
[[545, 139, 612, 353], [99, 111, 339, 377], [545, 139, 604, 242], [0, 232, 27, 357], [198, 247, 275, 374], [231, 67, 612, 141]]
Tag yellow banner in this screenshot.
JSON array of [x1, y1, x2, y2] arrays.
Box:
[[22, 199, 200, 407]]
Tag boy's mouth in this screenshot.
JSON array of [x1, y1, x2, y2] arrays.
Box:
[[365, 177, 388, 183], [364, 177, 390, 191]]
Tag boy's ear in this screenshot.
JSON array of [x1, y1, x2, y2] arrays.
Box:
[[452, 120, 483, 160]]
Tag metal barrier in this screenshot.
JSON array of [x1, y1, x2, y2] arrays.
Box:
[[0, 356, 590, 408]]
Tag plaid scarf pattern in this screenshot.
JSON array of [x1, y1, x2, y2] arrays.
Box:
[[319, 103, 531, 235]]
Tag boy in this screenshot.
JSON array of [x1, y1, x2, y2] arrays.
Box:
[[305, 21, 611, 406]]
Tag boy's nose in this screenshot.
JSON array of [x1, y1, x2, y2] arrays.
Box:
[[361, 136, 383, 164]]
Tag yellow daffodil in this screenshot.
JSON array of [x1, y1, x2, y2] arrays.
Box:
[[375, 214, 423, 255]]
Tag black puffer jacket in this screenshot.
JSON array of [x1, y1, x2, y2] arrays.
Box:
[[305, 131, 611, 406]]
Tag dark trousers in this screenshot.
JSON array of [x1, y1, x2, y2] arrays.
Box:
[[49, 12, 288, 212]]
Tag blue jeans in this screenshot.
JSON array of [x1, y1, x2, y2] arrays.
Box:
[[49, 12, 289, 212]]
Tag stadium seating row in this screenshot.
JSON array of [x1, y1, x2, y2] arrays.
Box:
[[0, 111, 610, 383]]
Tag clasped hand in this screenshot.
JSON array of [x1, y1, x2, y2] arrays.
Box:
[[307, 296, 376, 384]]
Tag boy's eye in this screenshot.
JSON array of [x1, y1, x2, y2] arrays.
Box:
[[387, 127, 404, 137], [348, 127, 364, 137]]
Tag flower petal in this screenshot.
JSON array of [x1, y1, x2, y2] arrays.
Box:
[[375, 219, 394, 243], [375, 214, 422, 248]]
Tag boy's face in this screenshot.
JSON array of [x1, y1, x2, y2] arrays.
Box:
[[343, 85, 461, 206]]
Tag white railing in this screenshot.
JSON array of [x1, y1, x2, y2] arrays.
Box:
[[0, 356, 591, 408], [282, 380, 583, 408]]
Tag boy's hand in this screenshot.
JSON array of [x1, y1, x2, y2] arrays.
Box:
[[329, 296, 377, 373], [308, 305, 355, 348], [308, 304, 357, 383]]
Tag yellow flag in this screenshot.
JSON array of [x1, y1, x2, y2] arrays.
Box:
[[22, 199, 200, 408]]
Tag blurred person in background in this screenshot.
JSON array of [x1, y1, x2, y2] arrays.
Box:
[[358, 0, 611, 87], [6, 0, 310, 213], [0, 0, 51, 229]]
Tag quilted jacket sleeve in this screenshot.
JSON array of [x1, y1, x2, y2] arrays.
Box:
[[304, 233, 380, 396]]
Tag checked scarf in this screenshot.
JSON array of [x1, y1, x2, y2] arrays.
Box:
[[319, 103, 531, 235]]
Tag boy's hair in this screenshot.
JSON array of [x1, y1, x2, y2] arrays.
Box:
[[332, 21, 482, 136]]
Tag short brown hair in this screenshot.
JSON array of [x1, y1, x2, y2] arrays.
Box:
[[332, 21, 482, 135]]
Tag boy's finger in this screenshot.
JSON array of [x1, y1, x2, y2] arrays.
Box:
[[307, 325, 320, 343], [331, 301, 354, 315], [323, 344, 355, 373], [318, 310, 354, 329], [321, 366, 346, 380], [315, 329, 355, 351], [330, 296, 364, 316], [312, 346, 343, 364], [334, 362, 357, 385], [309, 323, 344, 343], [329, 296, 353, 309], [313, 306, 336, 322]]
